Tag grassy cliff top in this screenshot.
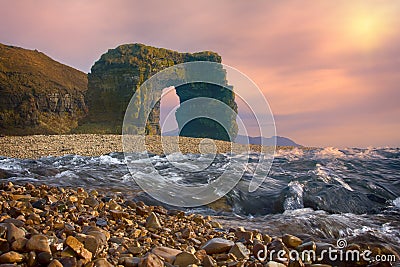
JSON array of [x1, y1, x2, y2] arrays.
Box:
[[0, 43, 87, 95]]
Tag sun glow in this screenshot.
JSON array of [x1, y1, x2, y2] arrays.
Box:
[[345, 10, 390, 50]]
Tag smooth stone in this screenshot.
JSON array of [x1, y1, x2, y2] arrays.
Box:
[[296, 241, 316, 252], [174, 251, 200, 266], [253, 242, 266, 259], [27, 251, 36, 267], [59, 257, 77, 267], [37, 251, 53, 265], [26, 234, 51, 253], [32, 199, 46, 210], [48, 259, 63, 267], [152, 246, 182, 263], [288, 259, 305, 267], [84, 197, 99, 207], [5, 223, 25, 243], [0, 238, 9, 253], [123, 257, 140, 267], [282, 234, 302, 248], [203, 255, 217, 267], [65, 236, 92, 261], [96, 218, 108, 227], [229, 242, 250, 260], [139, 252, 164, 267], [146, 212, 162, 229], [92, 258, 113, 267], [11, 237, 28, 251], [265, 261, 287, 267], [235, 229, 253, 243], [0, 251, 25, 264], [201, 238, 234, 254]]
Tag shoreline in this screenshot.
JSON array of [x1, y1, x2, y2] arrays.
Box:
[[0, 134, 302, 159]]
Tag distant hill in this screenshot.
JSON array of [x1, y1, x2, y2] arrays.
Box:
[[235, 134, 301, 147], [162, 129, 301, 147], [0, 43, 88, 135]]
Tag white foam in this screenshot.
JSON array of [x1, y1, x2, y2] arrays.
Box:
[[98, 155, 124, 165], [393, 197, 400, 208], [314, 147, 345, 159]]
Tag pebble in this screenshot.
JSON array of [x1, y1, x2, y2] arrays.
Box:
[[0, 251, 24, 264], [92, 258, 113, 267], [265, 261, 287, 267], [229, 242, 250, 259], [152, 246, 182, 263], [26, 234, 51, 253], [65, 236, 93, 261], [5, 223, 25, 243], [146, 212, 162, 229], [201, 238, 235, 254], [139, 253, 163, 267], [174, 251, 200, 266], [282, 234, 302, 248], [48, 259, 63, 267]]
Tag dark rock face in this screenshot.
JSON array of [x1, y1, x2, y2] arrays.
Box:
[[81, 43, 237, 139], [0, 43, 88, 135]]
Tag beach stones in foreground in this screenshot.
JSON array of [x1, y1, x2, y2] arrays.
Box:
[[0, 182, 397, 267], [200, 238, 235, 254]]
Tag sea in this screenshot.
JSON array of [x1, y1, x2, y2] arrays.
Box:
[[1, 146, 399, 255]]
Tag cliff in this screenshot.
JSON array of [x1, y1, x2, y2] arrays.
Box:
[[0, 43, 88, 135], [79, 43, 237, 140]]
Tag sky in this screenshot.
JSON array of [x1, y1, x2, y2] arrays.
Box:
[[0, 0, 399, 147]]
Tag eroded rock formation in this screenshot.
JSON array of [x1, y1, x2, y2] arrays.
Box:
[[80, 43, 237, 140]]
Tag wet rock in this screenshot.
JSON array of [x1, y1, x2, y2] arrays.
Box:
[[32, 199, 46, 210], [203, 255, 217, 267], [296, 241, 316, 252], [84, 197, 99, 208], [253, 241, 266, 259], [0, 251, 24, 264], [174, 251, 200, 266], [92, 258, 113, 267], [181, 228, 195, 239], [27, 251, 37, 267], [288, 259, 305, 267], [282, 234, 302, 248], [26, 234, 51, 253], [201, 238, 234, 254], [139, 252, 164, 267], [194, 249, 207, 262], [37, 251, 53, 265], [229, 242, 250, 260], [48, 259, 63, 267], [65, 236, 92, 261], [265, 261, 287, 267], [235, 228, 253, 243], [59, 257, 77, 267], [5, 223, 25, 243], [152, 246, 182, 264], [0, 238, 10, 252], [10, 237, 28, 251], [122, 257, 141, 267], [96, 218, 108, 227], [146, 212, 162, 229]]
